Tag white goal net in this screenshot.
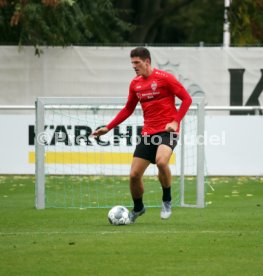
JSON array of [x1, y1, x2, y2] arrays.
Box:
[[35, 97, 205, 209]]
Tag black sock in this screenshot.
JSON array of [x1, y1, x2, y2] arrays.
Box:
[[162, 187, 171, 202], [133, 197, 144, 212]]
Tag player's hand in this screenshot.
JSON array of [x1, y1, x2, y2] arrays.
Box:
[[92, 127, 109, 137], [165, 121, 178, 132]]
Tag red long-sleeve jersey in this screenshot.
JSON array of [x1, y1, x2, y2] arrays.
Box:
[[107, 68, 192, 135]]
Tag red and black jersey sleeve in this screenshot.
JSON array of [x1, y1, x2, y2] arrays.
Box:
[[166, 73, 192, 123], [106, 82, 138, 131]]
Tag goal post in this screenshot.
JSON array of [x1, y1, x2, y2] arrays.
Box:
[[180, 96, 205, 208], [35, 96, 205, 209]]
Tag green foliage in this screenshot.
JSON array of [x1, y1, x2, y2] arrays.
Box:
[[0, 0, 134, 55], [158, 0, 224, 44], [114, 0, 263, 46], [1, 0, 262, 53], [229, 0, 263, 45]]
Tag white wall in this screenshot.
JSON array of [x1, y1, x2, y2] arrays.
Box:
[[0, 46, 263, 107]]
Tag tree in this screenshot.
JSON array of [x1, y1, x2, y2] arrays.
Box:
[[229, 0, 263, 45], [113, 0, 225, 45], [113, 0, 198, 43], [1, 0, 262, 53], [0, 0, 134, 55], [113, 0, 263, 46], [155, 0, 224, 44]]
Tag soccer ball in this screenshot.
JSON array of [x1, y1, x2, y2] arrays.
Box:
[[108, 205, 130, 225]]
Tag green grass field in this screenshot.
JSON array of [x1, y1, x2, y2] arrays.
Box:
[[0, 175, 263, 276]]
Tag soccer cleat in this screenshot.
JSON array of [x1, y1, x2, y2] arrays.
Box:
[[160, 201, 172, 219], [128, 207, 146, 224]]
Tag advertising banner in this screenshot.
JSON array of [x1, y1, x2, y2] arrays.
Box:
[[0, 114, 262, 175]]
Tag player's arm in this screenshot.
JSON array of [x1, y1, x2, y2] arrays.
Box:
[[167, 75, 192, 130], [92, 86, 138, 137], [165, 121, 179, 132], [92, 126, 109, 137]]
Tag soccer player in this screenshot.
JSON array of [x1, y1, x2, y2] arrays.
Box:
[[92, 47, 192, 223]]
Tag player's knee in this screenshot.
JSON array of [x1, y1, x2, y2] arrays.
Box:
[[130, 170, 142, 183], [156, 158, 169, 171]]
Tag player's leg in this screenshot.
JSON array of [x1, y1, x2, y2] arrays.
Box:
[[129, 157, 150, 222], [130, 156, 150, 209], [156, 144, 173, 195], [156, 144, 173, 219]]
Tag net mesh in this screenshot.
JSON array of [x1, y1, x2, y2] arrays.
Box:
[[38, 103, 202, 208]]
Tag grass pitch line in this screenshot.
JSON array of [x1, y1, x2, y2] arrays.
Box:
[[0, 230, 260, 236]]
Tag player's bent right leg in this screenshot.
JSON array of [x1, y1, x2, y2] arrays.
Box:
[[129, 157, 150, 223]]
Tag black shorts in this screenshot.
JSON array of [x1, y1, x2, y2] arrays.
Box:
[[133, 132, 178, 164]]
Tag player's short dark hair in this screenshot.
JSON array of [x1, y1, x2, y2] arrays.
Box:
[[130, 47, 151, 63]]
